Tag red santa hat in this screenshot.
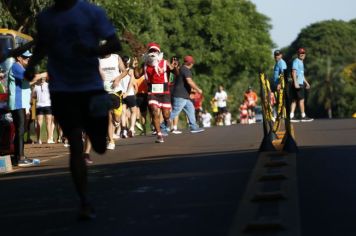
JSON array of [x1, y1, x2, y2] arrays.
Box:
[[147, 42, 161, 52]]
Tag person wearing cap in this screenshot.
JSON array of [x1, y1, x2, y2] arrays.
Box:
[[290, 48, 313, 122], [272, 49, 287, 92], [169, 55, 204, 133], [7, 50, 34, 167], [133, 42, 178, 143], [24, 0, 123, 220]]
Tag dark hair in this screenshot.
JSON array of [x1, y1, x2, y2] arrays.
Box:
[[122, 56, 130, 63]]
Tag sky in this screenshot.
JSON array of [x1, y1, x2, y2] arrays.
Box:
[[250, 0, 356, 49]]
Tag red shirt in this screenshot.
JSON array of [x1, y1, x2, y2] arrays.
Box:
[[144, 60, 170, 84]]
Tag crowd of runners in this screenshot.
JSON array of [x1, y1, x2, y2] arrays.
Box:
[[0, 42, 264, 166]]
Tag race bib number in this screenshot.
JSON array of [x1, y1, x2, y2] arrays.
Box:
[[151, 84, 164, 93]]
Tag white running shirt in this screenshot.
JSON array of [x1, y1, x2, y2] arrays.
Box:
[[214, 90, 228, 108], [33, 82, 51, 108], [99, 54, 122, 93]]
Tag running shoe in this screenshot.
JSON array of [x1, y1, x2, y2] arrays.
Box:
[[190, 128, 205, 133], [300, 116, 314, 122], [155, 135, 164, 143], [290, 117, 300, 123], [171, 129, 182, 134], [18, 158, 34, 167], [47, 139, 55, 144], [135, 122, 144, 131], [121, 129, 128, 138], [107, 142, 115, 150], [83, 153, 93, 164]]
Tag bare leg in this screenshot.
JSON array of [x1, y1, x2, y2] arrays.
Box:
[[128, 106, 137, 136], [162, 108, 171, 130], [151, 107, 162, 134], [36, 115, 43, 143], [299, 99, 305, 114], [108, 111, 114, 144], [290, 100, 297, 117], [45, 114, 54, 142]]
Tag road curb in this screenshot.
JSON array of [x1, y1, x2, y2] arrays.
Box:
[[228, 150, 300, 236]]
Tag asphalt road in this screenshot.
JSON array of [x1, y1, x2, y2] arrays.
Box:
[[0, 119, 356, 236]]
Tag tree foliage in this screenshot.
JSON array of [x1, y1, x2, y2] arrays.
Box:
[[283, 19, 356, 118], [0, 0, 274, 117]]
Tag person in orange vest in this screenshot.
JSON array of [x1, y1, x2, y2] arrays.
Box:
[[244, 86, 258, 123]]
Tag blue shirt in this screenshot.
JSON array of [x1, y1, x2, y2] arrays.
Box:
[[273, 58, 287, 84], [292, 58, 305, 85], [36, 1, 116, 92], [7, 62, 31, 110]]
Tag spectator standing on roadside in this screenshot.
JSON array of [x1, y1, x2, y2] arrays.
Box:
[[25, 0, 122, 220], [32, 73, 55, 144], [290, 48, 313, 122], [7, 51, 33, 167], [272, 50, 287, 92]]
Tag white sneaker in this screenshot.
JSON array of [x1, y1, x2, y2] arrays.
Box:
[[47, 139, 55, 144], [122, 130, 128, 138], [107, 142, 115, 150], [171, 129, 182, 134], [135, 122, 144, 131]]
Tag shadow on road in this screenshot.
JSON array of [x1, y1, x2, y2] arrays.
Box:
[[298, 145, 356, 236], [0, 149, 258, 236]]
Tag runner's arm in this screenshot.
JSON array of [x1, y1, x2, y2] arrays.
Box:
[[112, 56, 128, 88]]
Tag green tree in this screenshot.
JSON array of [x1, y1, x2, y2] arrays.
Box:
[[284, 19, 356, 118]]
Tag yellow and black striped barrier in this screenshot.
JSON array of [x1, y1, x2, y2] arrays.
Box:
[[258, 72, 298, 153], [228, 72, 300, 236]]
